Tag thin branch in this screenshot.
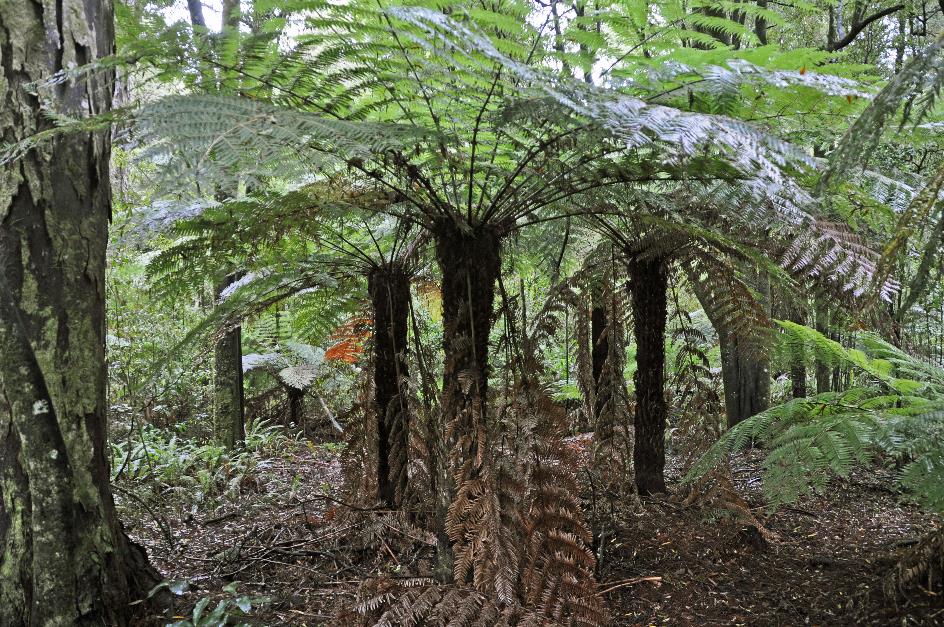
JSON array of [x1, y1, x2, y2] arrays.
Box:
[[825, 4, 905, 51]]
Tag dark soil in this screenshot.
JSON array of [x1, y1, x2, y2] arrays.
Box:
[[124, 443, 943, 626], [603, 451, 943, 626]]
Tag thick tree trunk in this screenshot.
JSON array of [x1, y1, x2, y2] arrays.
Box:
[[368, 265, 411, 508], [214, 274, 246, 448], [434, 221, 502, 579], [627, 255, 668, 495], [791, 360, 808, 399], [0, 1, 163, 623], [720, 333, 772, 427], [755, 0, 769, 44]]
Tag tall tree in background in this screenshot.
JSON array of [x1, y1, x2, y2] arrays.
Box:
[[213, 272, 246, 447], [185, 0, 248, 447], [0, 0, 162, 623], [212, 3, 247, 449], [719, 269, 772, 427]]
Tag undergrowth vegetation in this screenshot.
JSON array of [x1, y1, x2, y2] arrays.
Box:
[[691, 322, 944, 513], [2, 0, 944, 625]]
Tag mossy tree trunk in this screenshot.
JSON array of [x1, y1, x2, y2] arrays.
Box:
[[626, 254, 668, 495], [214, 274, 246, 448], [0, 1, 163, 623], [368, 264, 411, 508], [433, 220, 503, 579]]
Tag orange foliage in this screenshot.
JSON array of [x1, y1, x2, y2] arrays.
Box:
[[325, 316, 372, 363]]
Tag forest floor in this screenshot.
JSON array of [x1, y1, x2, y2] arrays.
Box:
[[123, 438, 943, 626]]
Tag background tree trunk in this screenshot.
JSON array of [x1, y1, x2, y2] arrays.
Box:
[[214, 274, 246, 447], [0, 1, 163, 623], [720, 333, 772, 426], [434, 221, 502, 579], [815, 299, 832, 394], [789, 303, 808, 399], [791, 354, 808, 399], [627, 255, 668, 495], [368, 264, 411, 508], [720, 271, 771, 427], [187, 0, 207, 28], [755, 0, 769, 44], [590, 288, 611, 431]]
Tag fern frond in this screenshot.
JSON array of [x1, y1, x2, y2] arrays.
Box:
[[689, 322, 944, 514]]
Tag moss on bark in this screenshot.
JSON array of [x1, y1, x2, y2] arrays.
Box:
[[0, 1, 163, 623], [213, 274, 246, 448]]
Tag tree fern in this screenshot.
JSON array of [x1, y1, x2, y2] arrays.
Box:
[[689, 321, 944, 513]]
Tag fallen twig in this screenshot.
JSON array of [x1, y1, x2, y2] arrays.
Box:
[[598, 576, 663, 595], [203, 511, 238, 525]]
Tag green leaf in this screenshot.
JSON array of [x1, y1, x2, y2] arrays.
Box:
[[192, 597, 210, 624]]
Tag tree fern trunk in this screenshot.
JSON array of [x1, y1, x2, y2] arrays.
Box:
[[214, 273, 246, 448], [434, 221, 502, 579], [627, 255, 668, 495], [0, 1, 163, 623], [368, 265, 411, 508], [287, 387, 305, 427], [791, 359, 808, 399]]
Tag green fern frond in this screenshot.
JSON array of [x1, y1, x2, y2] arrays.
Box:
[[690, 322, 944, 514]]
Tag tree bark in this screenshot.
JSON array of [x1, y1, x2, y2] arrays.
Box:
[[287, 386, 304, 427], [214, 274, 245, 448], [790, 355, 808, 400], [368, 264, 411, 508], [719, 332, 772, 427], [720, 271, 771, 427], [815, 300, 832, 394], [187, 0, 207, 28], [0, 1, 163, 623], [434, 220, 502, 578], [755, 0, 769, 44], [788, 303, 808, 399], [627, 255, 668, 495], [590, 290, 611, 430]]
